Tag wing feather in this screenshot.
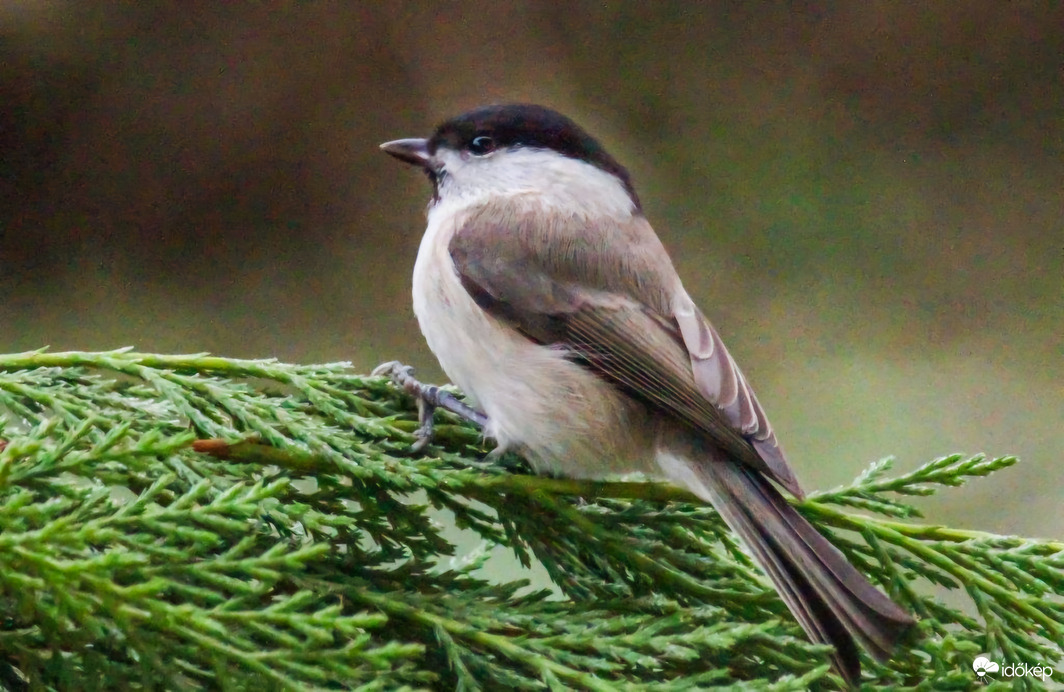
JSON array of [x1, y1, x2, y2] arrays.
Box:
[[449, 210, 803, 496], [674, 294, 800, 494]]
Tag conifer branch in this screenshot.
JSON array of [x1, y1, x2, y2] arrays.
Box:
[[0, 349, 1059, 689]]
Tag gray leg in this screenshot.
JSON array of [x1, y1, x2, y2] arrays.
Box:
[[372, 361, 488, 451]]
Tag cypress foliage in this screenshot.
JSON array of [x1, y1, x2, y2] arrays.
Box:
[[0, 349, 1059, 690]]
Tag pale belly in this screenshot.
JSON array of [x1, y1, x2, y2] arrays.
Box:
[[411, 229, 657, 478]]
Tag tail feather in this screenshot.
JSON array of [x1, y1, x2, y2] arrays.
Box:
[[658, 453, 915, 685]]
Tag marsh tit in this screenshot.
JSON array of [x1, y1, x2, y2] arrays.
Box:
[[381, 104, 914, 683]]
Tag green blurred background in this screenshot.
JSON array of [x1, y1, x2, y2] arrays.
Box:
[[2, 3, 1060, 543]]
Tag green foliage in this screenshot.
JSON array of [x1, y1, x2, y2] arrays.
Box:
[[0, 348, 1059, 690]]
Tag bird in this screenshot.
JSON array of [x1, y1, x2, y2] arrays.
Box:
[[380, 103, 915, 684]]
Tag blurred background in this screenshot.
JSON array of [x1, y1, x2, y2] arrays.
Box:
[[2, 2, 1060, 542]]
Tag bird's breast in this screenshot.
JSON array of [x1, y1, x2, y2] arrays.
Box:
[[410, 209, 657, 478]]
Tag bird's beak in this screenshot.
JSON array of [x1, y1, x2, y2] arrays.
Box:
[[380, 138, 432, 168]]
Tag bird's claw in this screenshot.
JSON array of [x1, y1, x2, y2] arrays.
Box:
[[373, 360, 488, 453], [410, 396, 436, 452]]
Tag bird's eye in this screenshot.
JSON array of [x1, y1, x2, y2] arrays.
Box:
[[469, 136, 496, 156]]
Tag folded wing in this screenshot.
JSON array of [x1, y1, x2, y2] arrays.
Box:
[[449, 211, 803, 496]]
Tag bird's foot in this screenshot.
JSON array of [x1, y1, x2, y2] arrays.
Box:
[[372, 361, 488, 452]]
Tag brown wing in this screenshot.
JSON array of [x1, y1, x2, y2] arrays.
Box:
[[672, 295, 801, 496], [449, 209, 803, 497]]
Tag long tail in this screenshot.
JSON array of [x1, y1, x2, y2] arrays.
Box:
[[658, 453, 915, 685]]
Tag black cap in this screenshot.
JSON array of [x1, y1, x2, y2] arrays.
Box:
[[429, 104, 640, 209]]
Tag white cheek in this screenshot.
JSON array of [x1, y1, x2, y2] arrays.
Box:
[[433, 147, 636, 221]]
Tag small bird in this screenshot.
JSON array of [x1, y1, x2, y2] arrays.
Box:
[[381, 103, 914, 683]]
